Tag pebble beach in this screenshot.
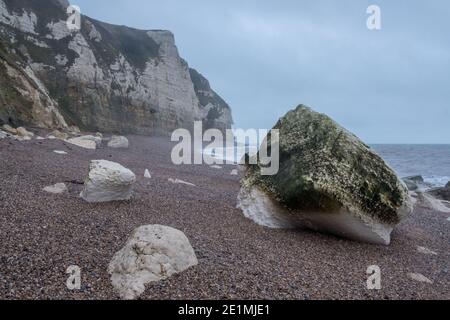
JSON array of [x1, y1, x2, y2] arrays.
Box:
[[0, 134, 449, 300]]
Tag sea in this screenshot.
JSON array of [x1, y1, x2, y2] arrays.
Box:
[[204, 144, 450, 188], [371, 144, 450, 188]]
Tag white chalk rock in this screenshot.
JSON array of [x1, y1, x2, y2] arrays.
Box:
[[407, 273, 433, 284], [144, 169, 151, 179], [108, 225, 198, 300], [0, 130, 8, 139], [108, 135, 129, 149], [81, 135, 102, 147], [80, 160, 136, 203], [2, 124, 17, 135], [230, 169, 239, 176], [210, 165, 222, 169], [43, 183, 68, 194], [67, 136, 97, 150], [16, 127, 34, 138], [237, 185, 396, 245], [416, 246, 437, 255], [168, 178, 196, 187], [53, 150, 68, 155], [419, 193, 450, 213], [48, 130, 69, 140]]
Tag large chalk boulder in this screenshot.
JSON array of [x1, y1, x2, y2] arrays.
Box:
[[108, 135, 129, 149], [80, 160, 136, 202], [237, 105, 413, 245], [108, 225, 198, 300]]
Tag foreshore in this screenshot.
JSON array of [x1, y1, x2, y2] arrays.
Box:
[[0, 134, 448, 299]]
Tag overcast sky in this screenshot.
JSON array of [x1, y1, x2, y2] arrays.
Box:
[[74, 0, 449, 143]]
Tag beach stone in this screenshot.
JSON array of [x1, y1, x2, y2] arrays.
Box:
[[49, 130, 69, 140], [68, 125, 81, 134], [67, 136, 97, 150], [144, 169, 151, 179], [53, 150, 68, 155], [2, 124, 17, 135], [78, 135, 102, 147], [108, 225, 198, 300], [80, 160, 136, 203], [402, 176, 424, 191], [418, 193, 450, 213], [107, 135, 129, 149], [416, 246, 437, 256], [16, 127, 34, 138], [231, 169, 239, 176], [168, 178, 196, 187], [0, 130, 7, 139], [43, 183, 68, 194], [238, 105, 413, 245], [407, 273, 433, 284], [426, 186, 450, 201]]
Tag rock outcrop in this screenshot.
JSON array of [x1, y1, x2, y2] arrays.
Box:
[[0, 0, 232, 134], [426, 185, 450, 202], [80, 160, 136, 202], [237, 105, 413, 245], [108, 225, 198, 300]]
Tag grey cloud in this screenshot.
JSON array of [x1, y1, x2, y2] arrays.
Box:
[[75, 0, 450, 143]]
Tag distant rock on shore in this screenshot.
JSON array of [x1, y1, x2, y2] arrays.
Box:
[[427, 185, 450, 202], [238, 105, 413, 245]]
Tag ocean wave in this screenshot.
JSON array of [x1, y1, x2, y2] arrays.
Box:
[[423, 176, 450, 188]]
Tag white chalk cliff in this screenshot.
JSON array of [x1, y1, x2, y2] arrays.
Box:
[[0, 0, 233, 134]]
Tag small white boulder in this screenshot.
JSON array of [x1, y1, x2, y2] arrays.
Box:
[[144, 169, 151, 179], [2, 124, 17, 135], [43, 183, 68, 194], [108, 225, 198, 300], [80, 160, 136, 203], [416, 246, 437, 256], [168, 178, 196, 187], [16, 127, 34, 138], [48, 130, 69, 140], [407, 273, 433, 284], [67, 136, 97, 150], [108, 135, 129, 149]]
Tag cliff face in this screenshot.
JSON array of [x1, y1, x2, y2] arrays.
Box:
[[0, 0, 233, 134]]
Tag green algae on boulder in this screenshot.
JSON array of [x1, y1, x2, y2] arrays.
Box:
[[238, 105, 413, 245]]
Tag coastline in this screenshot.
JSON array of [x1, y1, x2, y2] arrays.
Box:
[[0, 135, 449, 300]]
